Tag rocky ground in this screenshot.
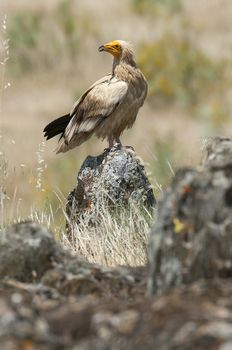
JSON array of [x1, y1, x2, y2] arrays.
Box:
[[0, 137, 232, 350]]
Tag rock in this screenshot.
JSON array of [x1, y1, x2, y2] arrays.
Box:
[[201, 137, 232, 168], [0, 221, 147, 300], [66, 147, 155, 229], [42, 262, 147, 301], [0, 221, 58, 282], [0, 220, 149, 348], [1, 279, 232, 349], [148, 138, 232, 294]]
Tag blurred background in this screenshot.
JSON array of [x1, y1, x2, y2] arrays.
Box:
[[0, 0, 232, 225]]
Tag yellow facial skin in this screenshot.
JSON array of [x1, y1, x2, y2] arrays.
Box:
[[98, 40, 122, 58]]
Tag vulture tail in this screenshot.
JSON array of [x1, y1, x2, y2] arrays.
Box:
[[43, 114, 71, 140]]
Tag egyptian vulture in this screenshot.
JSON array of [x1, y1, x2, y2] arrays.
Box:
[[43, 40, 147, 153]]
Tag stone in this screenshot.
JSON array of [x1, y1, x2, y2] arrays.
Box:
[[201, 137, 232, 168], [1, 278, 232, 349], [0, 221, 147, 300], [66, 146, 155, 229], [0, 221, 58, 282], [41, 262, 147, 301], [148, 137, 232, 294]]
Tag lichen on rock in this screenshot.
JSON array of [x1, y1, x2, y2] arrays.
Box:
[[148, 137, 232, 294], [0, 221, 58, 282], [201, 136, 232, 168], [66, 147, 156, 229]]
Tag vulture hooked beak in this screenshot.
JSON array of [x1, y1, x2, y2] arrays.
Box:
[[98, 45, 105, 52], [98, 42, 122, 58]]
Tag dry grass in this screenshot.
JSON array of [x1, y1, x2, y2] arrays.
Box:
[[0, 151, 153, 267], [62, 202, 153, 267]]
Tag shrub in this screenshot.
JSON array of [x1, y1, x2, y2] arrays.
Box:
[[138, 32, 226, 109], [132, 0, 182, 14], [8, 0, 98, 75]]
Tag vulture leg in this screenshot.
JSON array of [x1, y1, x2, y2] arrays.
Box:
[[104, 136, 114, 152], [115, 137, 122, 147], [108, 136, 114, 149], [116, 137, 134, 151]]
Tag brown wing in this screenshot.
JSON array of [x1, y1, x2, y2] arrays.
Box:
[[63, 76, 128, 144]]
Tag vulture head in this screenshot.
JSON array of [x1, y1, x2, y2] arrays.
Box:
[[98, 40, 135, 65]]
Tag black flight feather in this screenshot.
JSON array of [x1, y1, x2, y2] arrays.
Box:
[[43, 114, 71, 140]]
